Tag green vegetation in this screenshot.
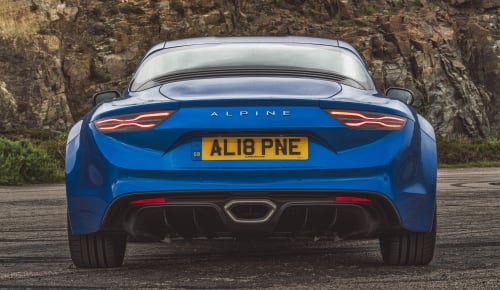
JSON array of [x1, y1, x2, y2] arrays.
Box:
[[384, 4, 402, 16], [363, 5, 377, 15], [428, 0, 443, 11], [0, 130, 66, 185], [437, 136, 500, 168]]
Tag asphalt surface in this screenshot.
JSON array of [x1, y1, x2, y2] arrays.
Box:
[[0, 167, 499, 289]]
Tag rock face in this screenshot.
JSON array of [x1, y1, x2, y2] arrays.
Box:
[[0, 0, 498, 137]]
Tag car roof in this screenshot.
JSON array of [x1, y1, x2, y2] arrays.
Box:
[[143, 36, 365, 66]]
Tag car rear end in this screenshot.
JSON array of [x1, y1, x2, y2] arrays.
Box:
[[67, 89, 434, 239], [65, 37, 437, 268]]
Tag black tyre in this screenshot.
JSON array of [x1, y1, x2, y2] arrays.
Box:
[[379, 211, 436, 266], [68, 221, 127, 268]]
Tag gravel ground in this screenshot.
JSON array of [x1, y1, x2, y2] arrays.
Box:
[[0, 167, 499, 289]]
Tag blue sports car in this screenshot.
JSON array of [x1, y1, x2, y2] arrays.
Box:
[[66, 36, 437, 268]]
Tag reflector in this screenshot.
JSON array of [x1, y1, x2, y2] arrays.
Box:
[[129, 197, 167, 205], [335, 196, 372, 203]]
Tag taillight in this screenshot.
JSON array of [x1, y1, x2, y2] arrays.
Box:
[[335, 196, 372, 203], [129, 197, 167, 205], [94, 111, 174, 132], [326, 110, 406, 130]]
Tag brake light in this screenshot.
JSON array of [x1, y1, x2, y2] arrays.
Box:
[[326, 110, 406, 130], [335, 196, 372, 203], [94, 111, 174, 132], [129, 197, 167, 205]]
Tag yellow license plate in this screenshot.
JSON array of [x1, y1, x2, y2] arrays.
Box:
[[200, 136, 308, 160]]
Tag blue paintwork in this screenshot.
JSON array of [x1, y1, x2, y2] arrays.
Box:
[[66, 37, 437, 235]]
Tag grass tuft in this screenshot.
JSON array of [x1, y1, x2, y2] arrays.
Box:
[[0, 130, 67, 185], [437, 136, 500, 168]]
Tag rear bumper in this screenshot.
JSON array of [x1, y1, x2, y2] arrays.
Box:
[[67, 166, 436, 236], [101, 190, 401, 240]]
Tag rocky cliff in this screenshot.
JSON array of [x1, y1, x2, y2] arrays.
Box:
[[0, 0, 498, 137]]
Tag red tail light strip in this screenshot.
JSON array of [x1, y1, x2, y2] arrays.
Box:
[[96, 122, 157, 131], [95, 111, 173, 132], [129, 197, 167, 205], [327, 110, 406, 130]]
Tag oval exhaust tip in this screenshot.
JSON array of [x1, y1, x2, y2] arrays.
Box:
[[224, 200, 277, 224]]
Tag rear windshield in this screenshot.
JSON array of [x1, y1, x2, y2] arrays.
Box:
[[130, 43, 373, 91]]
